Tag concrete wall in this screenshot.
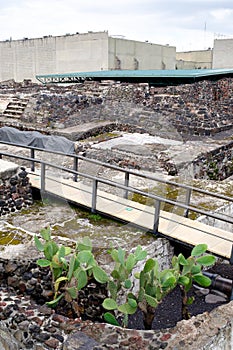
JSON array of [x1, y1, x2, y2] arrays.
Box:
[[0, 32, 232, 83], [176, 59, 200, 69], [0, 32, 109, 82], [0, 32, 176, 83], [176, 49, 213, 69], [55, 32, 109, 73], [213, 39, 233, 68], [108, 37, 176, 70]]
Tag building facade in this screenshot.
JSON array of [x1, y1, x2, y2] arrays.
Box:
[[1, 31, 232, 83], [176, 38, 233, 70], [212, 39, 233, 69], [176, 49, 213, 69], [0, 31, 176, 83]]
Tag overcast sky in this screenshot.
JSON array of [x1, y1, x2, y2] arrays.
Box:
[[0, 0, 232, 51]]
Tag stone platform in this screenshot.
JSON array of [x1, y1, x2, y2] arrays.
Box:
[[55, 121, 116, 141], [0, 159, 19, 180]]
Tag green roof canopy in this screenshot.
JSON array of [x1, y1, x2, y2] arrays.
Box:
[[36, 68, 233, 86]]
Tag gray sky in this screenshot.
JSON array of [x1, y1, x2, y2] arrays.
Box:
[[0, 0, 232, 51]]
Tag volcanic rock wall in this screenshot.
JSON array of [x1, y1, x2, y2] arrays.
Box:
[[1, 78, 233, 139], [0, 166, 33, 216], [192, 141, 233, 180]]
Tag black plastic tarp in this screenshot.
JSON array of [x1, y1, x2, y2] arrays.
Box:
[[0, 126, 75, 154]]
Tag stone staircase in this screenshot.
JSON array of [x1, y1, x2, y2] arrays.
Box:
[[2, 97, 28, 119]]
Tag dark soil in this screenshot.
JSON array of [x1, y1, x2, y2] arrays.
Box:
[[128, 262, 233, 330]]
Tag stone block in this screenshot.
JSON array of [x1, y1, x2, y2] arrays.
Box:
[[0, 160, 19, 180]]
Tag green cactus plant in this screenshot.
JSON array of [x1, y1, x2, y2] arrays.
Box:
[[34, 231, 216, 329], [134, 258, 178, 329], [103, 245, 147, 327], [34, 228, 109, 311], [173, 243, 216, 319], [103, 243, 216, 329]]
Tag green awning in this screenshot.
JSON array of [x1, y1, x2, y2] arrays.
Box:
[[36, 68, 233, 86]]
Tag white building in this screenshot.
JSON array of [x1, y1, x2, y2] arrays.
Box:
[[0, 31, 176, 83], [176, 38, 233, 70], [212, 39, 233, 69]]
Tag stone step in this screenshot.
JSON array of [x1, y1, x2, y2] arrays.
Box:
[[6, 105, 25, 110], [1, 113, 21, 118], [4, 109, 23, 115], [1, 99, 29, 118]]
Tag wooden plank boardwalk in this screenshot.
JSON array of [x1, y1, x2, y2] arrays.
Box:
[[29, 172, 233, 260]]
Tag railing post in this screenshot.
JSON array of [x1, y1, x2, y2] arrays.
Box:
[[184, 188, 192, 217], [230, 245, 233, 265], [91, 179, 98, 213], [230, 245, 233, 300], [153, 199, 161, 235], [124, 171, 130, 199], [73, 156, 78, 182], [30, 149, 35, 172], [41, 163, 46, 192]]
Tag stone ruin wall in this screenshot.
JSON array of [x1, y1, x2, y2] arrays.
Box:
[[191, 141, 233, 180], [1, 78, 232, 139], [0, 166, 33, 216], [0, 252, 233, 349], [0, 238, 175, 349], [198, 201, 233, 232], [0, 79, 233, 181], [0, 80, 233, 348]]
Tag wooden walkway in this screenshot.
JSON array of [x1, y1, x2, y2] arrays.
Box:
[[29, 173, 233, 260]]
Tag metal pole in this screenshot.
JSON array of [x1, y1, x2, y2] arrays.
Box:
[[229, 245, 233, 300], [230, 245, 233, 265], [41, 163, 46, 192], [91, 179, 98, 213], [30, 149, 35, 172], [73, 157, 78, 182], [203, 272, 232, 297], [230, 287, 233, 301], [153, 199, 161, 235], [184, 188, 192, 217], [124, 172, 129, 199]]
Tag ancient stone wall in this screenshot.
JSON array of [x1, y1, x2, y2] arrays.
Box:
[[0, 252, 232, 349], [0, 166, 33, 216], [1, 78, 233, 139], [0, 237, 174, 349], [198, 202, 233, 232], [192, 141, 233, 180]]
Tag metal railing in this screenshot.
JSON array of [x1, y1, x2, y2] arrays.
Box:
[[1, 142, 233, 235], [1, 140, 233, 205]]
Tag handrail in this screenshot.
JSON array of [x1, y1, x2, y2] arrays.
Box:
[[0, 140, 233, 204], [1, 151, 233, 233]]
